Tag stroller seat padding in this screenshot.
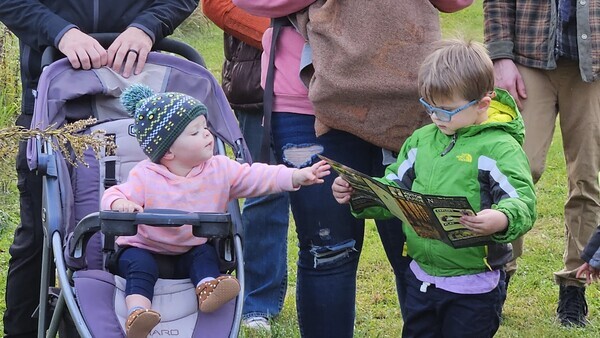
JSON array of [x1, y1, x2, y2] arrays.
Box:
[[74, 270, 235, 337]]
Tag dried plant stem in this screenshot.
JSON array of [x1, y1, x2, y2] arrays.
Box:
[[0, 117, 115, 167]]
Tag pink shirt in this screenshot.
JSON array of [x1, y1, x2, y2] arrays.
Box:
[[101, 156, 297, 254], [234, 0, 315, 115]]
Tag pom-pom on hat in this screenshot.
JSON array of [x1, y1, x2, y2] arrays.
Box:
[[120, 84, 208, 163]]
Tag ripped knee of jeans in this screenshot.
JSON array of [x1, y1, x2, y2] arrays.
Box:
[[309, 238, 358, 269], [281, 143, 324, 168]]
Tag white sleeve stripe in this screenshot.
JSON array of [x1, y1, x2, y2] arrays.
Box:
[[386, 148, 417, 182], [478, 155, 519, 198]]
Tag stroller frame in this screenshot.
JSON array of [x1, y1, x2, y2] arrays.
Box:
[[29, 36, 250, 338]]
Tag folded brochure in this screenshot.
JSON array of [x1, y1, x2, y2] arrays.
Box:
[[320, 155, 494, 248]]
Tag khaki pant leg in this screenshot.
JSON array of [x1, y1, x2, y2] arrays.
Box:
[[550, 60, 600, 286], [504, 65, 559, 275], [504, 236, 523, 276]]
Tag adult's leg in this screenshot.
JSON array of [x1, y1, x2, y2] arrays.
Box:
[[504, 65, 559, 277], [374, 218, 409, 315], [553, 59, 600, 285], [365, 148, 410, 315], [3, 114, 44, 338], [236, 111, 291, 320], [272, 113, 367, 338]]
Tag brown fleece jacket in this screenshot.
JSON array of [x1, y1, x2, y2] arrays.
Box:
[[295, 0, 442, 152]]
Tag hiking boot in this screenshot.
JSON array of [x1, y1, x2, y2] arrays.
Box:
[[557, 285, 588, 327]]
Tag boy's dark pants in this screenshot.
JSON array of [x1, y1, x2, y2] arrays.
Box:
[[402, 268, 506, 338]]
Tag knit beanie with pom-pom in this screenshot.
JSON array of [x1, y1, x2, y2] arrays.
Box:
[[120, 84, 207, 163]]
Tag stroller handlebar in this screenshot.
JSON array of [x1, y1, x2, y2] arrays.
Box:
[[69, 210, 232, 258], [41, 33, 206, 69], [99, 209, 232, 236]]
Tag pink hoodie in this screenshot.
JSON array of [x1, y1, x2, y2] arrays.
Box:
[[233, 0, 315, 115], [101, 156, 297, 254]]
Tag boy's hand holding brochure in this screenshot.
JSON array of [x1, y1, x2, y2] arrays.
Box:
[[325, 155, 496, 249], [460, 209, 508, 236]]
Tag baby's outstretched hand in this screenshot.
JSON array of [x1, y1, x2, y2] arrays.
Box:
[[459, 209, 508, 236], [292, 160, 331, 187], [111, 199, 144, 213], [332, 176, 353, 204], [576, 262, 600, 285]]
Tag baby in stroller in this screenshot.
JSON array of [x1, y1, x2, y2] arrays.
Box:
[[102, 84, 330, 337]]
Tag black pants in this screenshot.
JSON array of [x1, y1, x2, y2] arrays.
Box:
[[3, 114, 46, 338], [402, 268, 505, 338]]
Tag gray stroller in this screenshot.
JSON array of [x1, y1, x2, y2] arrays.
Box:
[[26, 35, 250, 337]]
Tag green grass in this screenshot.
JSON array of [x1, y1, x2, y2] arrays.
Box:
[[2, 2, 600, 337]]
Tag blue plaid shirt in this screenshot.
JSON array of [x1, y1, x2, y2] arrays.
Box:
[[556, 0, 579, 60]]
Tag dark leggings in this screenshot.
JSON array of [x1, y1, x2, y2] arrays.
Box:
[[117, 244, 220, 300]]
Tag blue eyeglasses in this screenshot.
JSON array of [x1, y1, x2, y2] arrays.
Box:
[[419, 97, 479, 122]]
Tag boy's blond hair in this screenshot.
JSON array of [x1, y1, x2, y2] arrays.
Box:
[[418, 38, 494, 104]]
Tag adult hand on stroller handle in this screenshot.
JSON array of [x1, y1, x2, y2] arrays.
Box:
[[56, 27, 152, 77], [57, 28, 108, 70], [46, 32, 206, 72], [107, 27, 153, 77], [292, 160, 331, 187]]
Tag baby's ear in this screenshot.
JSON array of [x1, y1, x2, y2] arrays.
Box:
[[162, 150, 175, 161]]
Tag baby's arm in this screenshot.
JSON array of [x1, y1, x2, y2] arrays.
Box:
[[110, 199, 144, 213], [101, 163, 147, 212], [332, 176, 353, 204], [291, 160, 330, 187]]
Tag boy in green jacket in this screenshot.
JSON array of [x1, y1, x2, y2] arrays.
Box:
[[332, 39, 536, 337]]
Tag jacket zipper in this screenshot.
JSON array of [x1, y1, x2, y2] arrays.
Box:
[[93, 0, 99, 32], [440, 133, 457, 157]]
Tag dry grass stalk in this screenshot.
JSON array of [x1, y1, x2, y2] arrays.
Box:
[[0, 117, 115, 167]]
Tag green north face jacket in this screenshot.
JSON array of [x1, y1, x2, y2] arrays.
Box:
[[354, 88, 536, 277]]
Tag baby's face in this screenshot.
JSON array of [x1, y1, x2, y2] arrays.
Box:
[[169, 115, 214, 166]]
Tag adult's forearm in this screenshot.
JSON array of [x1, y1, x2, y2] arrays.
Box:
[[483, 0, 516, 60], [131, 0, 199, 43], [0, 0, 73, 49], [201, 0, 268, 49], [233, 0, 315, 18]]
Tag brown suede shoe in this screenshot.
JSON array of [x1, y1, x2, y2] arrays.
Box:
[[125, 308, 161, 338], [196, 275, 240, 313]]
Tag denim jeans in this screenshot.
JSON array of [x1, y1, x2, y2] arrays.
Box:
[[271, 112, 409, 338], [236, 111, 291, 320]]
